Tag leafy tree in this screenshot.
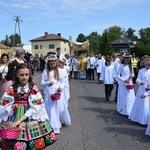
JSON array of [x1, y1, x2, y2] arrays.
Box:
[[0, 33, 21, 47], [76, 33, 86, 42], [86, 31, 101, 54], [1, 35, 10, 46], [136, 43, 150, 57], [106, 25, 125, 42], [138, 28, 150, 45], [100, 30, 113, 55], [125, 28, 138, 41]]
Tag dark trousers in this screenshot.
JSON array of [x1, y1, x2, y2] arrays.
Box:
[[133, 67, 138, 83], [89, 69, 95, 80], [97, 73, 101, 81], [105, 84, 114, 98], [86, 69, 91, 79], [74, 71, 78, 79]]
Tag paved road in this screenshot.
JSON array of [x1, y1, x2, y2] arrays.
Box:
[[34, 74, 150, 150]]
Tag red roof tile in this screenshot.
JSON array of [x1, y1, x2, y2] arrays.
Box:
[[0, 43, 8, 49], [30, 33, 69, 42]]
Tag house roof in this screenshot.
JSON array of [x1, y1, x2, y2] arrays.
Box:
[[111, 37, 132, 45], [0, 43, 8, 49], [30, 33, 69, 42]]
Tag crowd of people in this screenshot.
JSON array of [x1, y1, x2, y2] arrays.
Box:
[[69, 51, 150, 137], [1, 46, 150, 149]]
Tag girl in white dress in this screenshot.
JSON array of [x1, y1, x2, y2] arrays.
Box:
[[41, 56, 71, 134], [141, 85, 150, 135], [129, 57, 150, 125], [58, 60, 70, 107], [117, 54, 135, 116]]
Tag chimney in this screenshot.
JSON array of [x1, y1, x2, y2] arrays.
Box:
[[45, 32, 48, 38], [57, 33, 61, 37]]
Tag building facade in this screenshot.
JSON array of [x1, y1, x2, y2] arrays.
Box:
[[30, 32, 70, 57]]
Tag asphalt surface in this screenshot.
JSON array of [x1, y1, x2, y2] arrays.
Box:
[[34, 74, 150, 150]]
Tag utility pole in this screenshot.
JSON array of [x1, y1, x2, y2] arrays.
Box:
[[13, 16, 23, 49], [12, 16, 23, 58]]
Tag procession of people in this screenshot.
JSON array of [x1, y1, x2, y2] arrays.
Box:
[[1, 46, 150, 149]]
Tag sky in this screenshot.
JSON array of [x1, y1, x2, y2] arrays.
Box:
[[0, 0, 149, 45]]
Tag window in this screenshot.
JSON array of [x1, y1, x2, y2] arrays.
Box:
[[34, 45, 38, 49], [49, 44, 54, 49], [40, 45, 42, 49]]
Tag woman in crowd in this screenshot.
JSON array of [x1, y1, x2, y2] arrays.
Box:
[[6, 48, 26, 82], [0, 53, 11, 98]]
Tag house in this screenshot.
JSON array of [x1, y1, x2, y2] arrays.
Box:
[[0, 43, 11, 57], [30, 32, 70, 57], [111, 37, 135, 54]]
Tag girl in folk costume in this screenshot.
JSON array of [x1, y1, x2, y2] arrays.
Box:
[[41, 56, 71, 134], [100, 58, 114, 101], [129, 58, 150, 125], [0, 64, 56, 150], [0, 53, 12, 98], [117, 53, 135, 116]]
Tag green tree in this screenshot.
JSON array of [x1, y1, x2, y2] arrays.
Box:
[[138, 28, 150, 45], [125, 28, 138, 40], [76, 33, 86, 42], [1, 35, 10, 46], [86, 31, 101, 54], [0, 33, 21, 47], [106, 25, 125, 42], [136, 43, 150, 57], [100, 30, 113, 55], [9, 33, 21, 47]]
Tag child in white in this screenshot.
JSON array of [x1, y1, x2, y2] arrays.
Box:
[[129, 58, 150, 125], [41, 56, 71, 134], [100, 58, 114, 101], [117, 54, 135, 116]]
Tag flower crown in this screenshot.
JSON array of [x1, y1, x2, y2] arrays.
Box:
[[47, 55, 57, 61]]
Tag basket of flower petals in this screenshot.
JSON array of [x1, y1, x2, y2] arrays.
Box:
[[0, 127, 21, 140], [145, 88, 150, 92], [126, 84, 134, 90], [50, 93, 61, 101]]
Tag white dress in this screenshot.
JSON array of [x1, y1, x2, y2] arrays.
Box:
[[41, 68, 71, 133], [142, 90, 150, 135], [128, 68, 150, 125], [117, 64, 135, 116], [60, 67, 70, 107]]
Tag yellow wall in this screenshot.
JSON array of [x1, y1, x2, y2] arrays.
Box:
[[31, 40, 70, 56]]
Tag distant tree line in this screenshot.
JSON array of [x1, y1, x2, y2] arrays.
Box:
[[1, 33, 21, 47], [1, 25, 150, 57], [76, 26, 150, 57]]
